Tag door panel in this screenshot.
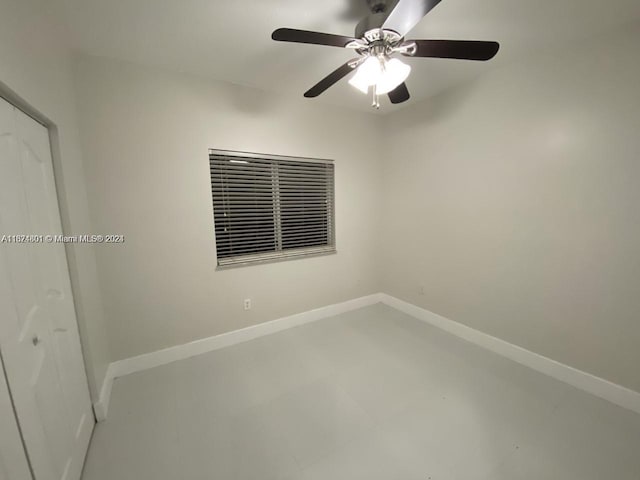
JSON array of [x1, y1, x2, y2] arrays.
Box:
[[16, 108, 90, 435], [0, 255, 31, 480], [0, 97, 94, 480]]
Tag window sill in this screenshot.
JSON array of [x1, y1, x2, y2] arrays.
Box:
[[215, 247, 337, 270]]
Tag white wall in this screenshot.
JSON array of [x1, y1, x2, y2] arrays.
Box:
[[0, 0, 111, 400], [74, 56, 383, 361], [380, 24, 640, 392], [70, 21, 640, 395]]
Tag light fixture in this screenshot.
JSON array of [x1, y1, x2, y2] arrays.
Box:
[[348, 57, 381, 94], [376, 58, 411, 94], [348, 56, 411, 95]]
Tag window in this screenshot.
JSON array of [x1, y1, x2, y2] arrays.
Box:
[[210, 150, 335, 268]]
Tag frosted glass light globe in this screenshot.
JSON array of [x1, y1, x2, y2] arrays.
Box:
[[348, 56, 411, 95]]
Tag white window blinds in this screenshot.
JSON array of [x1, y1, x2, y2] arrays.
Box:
[[210, 150, 336, 267]]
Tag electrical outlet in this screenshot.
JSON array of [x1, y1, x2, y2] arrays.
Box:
[[243, 298, 251, 310]]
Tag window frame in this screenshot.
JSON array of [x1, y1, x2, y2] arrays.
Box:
[[209, 149, 336, 269]]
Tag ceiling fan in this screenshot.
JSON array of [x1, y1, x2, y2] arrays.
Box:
[[271, 0, 500, 108]]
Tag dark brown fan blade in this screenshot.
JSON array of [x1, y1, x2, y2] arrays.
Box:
[[272, 28, 355, 48], [304, 61, 357, 98], [388, 83, 410, 104], [382, 0, 442, 37], [404, 40, 500, 61]]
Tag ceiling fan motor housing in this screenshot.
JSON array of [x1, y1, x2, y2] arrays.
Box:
[[365, 0, 400, 13], [356, 12, 394, 39]]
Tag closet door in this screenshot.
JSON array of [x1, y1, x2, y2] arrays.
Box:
[[0, 355, 31, 480], [0, 97, 94, 480]]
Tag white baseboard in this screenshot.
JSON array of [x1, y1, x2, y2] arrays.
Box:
[[379, 293, 640, 415], [93, 293, 383, 420], [93, 364, 115, 422], [94, 291, 640, 420]]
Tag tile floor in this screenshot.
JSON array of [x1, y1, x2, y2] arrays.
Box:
[[82, 304, 640, 480]]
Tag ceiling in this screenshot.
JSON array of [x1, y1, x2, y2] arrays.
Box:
[[57, 0, 640, 114]]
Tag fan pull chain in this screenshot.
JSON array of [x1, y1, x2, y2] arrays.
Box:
[[372, 84, 380, 109]]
